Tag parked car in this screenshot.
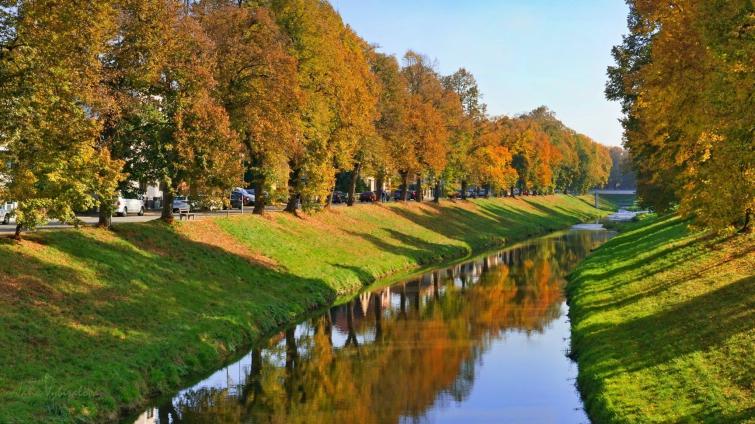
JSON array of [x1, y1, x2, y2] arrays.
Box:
[[0, 201, 17, 225], [116, 195, 144, 216], [331, 191, 347, 204], [172, 195, 191, 213], [230, 188, 255, 209], [392, 189, 416, 201], [359, 191, 377, 203]]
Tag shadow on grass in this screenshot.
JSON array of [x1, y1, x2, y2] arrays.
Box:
[[384, 197, 597, 252], [568, 217, 693, 294], [584, 276, 755, 384], [0, 222, 337, 422], [570, 215, 755, 423]]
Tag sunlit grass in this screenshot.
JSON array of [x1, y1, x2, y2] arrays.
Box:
[[0, 195, 604, 423], [568, 215, 755, 423]]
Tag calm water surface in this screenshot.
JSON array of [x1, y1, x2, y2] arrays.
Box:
[[132, 229, 611, 424]]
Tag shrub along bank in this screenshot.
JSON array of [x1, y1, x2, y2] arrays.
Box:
[[568, 215, 754, 423], [0, 195, 603, 423]]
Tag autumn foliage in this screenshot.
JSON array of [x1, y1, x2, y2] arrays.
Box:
[[0, 0, 613, 235], [607, 0, 754, 231]]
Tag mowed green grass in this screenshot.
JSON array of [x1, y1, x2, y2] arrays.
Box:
[[568, 215, 755, 423], [598, 193, 637, 210], [0, 195, 603, 423]]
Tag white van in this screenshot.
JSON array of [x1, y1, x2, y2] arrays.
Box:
[[116, 195, 145, 217], [0, 201, 17, 225]]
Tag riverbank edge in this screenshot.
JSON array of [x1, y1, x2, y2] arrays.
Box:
[[121, 198, 607, 421], [566, 215, 755, 423], [0, 195, 608, 423]]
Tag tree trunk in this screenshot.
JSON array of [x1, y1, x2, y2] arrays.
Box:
[[97, 197, 113, 229], [13, 223, 22, 240], [160, 180, 174, 223], [433, 178, 441, 203], [347, 162, 361, 206], [284, 163, 300, 213], [375, 171, 385, 203], [325, 187, 334, 208], [510, 184, 516, 198], [253, 172, 265, 215], [739, 209, 752, 234], [416, 176, 423, 202], [461, 179, 468, 200], [400, 171, 409, 201]]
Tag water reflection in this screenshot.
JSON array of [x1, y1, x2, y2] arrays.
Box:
[[132, 230, 611, 424]]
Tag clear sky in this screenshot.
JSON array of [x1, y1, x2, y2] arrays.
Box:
[[334, 0, 629, 147]]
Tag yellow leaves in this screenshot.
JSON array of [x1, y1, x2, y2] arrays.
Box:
[[612, 1, 754, 228], [471, 144, 517, 189]]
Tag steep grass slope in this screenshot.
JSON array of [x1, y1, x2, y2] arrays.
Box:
[[568, 215, 754, 423], [0, 195, 602, 423]]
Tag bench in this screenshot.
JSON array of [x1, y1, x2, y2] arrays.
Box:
[[178, 210, 195, 220]]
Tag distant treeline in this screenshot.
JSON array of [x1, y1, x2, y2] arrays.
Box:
[[0, 0, 613, 237], [605, 147, 636, 190]]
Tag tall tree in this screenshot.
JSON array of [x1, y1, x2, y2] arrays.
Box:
[[443, 68, 487, 200], [199, 1, 301, 215], [272, 0, 377, 213], [339, 34, 379, 207], [0, 0, 123, 238], [369, 51, 408, 202], [148, 0, 242, 222], [401, 51, 453, 202], [95, 0, 178, 228], [608, 0, 754, 230]]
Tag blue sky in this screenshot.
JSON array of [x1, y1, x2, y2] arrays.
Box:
[[334, 0, 629, 147]]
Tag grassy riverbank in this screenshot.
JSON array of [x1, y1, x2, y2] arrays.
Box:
[[568, 215, 755, 423], [0, 195, 603, 423]]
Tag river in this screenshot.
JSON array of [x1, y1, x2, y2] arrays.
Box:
[[131, 228, 612, 423]]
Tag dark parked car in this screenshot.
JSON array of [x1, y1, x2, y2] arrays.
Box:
[[359, 191, 377, 202], [230, 188, 255, 208], [392, 189, 416, 201], [331, 191, 347, 204]]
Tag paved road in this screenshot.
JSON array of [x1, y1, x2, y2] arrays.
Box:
[[0, 198, 461, 235], [591, 189, 636, 195], [0, 209, 259, 235]]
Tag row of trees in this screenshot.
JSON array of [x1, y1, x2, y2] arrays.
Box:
[[607, 0, 754, 231], [0, 0, 612, 238]]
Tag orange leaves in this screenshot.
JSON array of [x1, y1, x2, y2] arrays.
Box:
[[406, 95, 448, 175], [474, 145, 517, 189], [200, 3, 301, 189]]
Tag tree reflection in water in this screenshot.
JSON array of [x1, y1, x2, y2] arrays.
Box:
[[136, 230, 611, 424]]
